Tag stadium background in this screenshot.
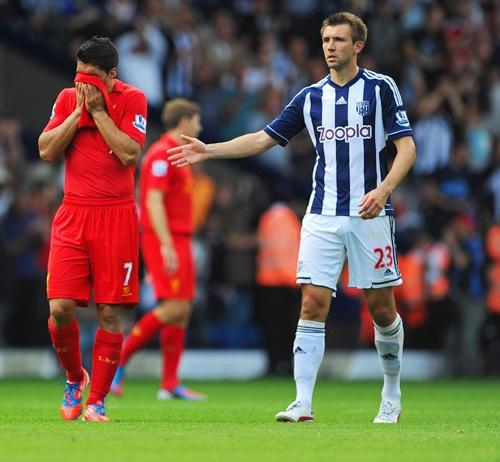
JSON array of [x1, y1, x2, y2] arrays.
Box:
[[0, 0, 499, 380]]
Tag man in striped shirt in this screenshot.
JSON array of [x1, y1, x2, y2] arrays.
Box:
[[168, 12, 416, 424]]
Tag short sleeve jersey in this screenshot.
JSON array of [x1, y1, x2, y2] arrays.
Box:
[[43, 79, 147, 199], [139, 134, 193, 234], [264, 68, 413, 217]]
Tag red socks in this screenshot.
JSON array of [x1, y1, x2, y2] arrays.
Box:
[[87, 328, 123, 405], [120, 312, 186, 391], [160, 325, 186, 391], [48, 317, 83, 383], [120, 311, 163, 366]]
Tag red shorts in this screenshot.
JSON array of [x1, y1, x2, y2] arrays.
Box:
[[141, 230, 195, 301], [47, 196, 139, 307]]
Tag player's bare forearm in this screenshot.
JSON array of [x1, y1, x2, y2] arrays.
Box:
[[146, 189, 173, 247], [38, 109, 81, 162], [168, 130, 277, 167], [378, 136, 416, 195], [207, 131, 277, 159], [92, 110, 142, 166], [147, 189, 179, 274], [359, 136, 416, 219]]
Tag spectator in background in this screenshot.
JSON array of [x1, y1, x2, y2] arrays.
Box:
[[103, 0, 137, 32], [413, 78, 464, 175], [399, 37, 426, 114], [164, 2, 198, 99], [193, 57, 224, 143], [115, 15, 168, 108], [410, 3, 446, 88], [414, 229, 456, 351], [283, 35, 310, 100], [1, 184, 46, 346], [201, 9, 238, 74], [202, 177, 264, 349], [242, 33, 287, 93], [366, 0, 400, 75], [246, 85, 291, 174], [443, 212, 485, 375], [0, 116, 25, 178], [255, 194, 301, 376], [218, 58, 260, 141]]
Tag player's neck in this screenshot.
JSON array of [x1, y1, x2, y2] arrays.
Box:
[[330, 64, 359, 87], [167, 128, 185, 145], [105, 79, 115, 93]]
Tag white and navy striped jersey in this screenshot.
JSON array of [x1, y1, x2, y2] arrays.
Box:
[[263, 68, 413, 216]]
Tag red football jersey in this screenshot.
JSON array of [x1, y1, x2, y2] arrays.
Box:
[[43, 79, 147, 199], [139, 134, 193, 234]]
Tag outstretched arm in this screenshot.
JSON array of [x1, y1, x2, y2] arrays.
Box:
[[168, 130, 278, 167], [358, 136, 416, 220]]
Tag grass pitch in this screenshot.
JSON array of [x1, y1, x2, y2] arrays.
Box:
[[0, 378, 499, 462]]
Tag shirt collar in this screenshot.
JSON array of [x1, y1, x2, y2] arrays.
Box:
[[111, 79, 125, 93], [326, 67, 363, 89]]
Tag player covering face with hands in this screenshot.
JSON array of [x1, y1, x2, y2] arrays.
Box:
[[168, 12, 416, 423], [39, 36, 147, 422]]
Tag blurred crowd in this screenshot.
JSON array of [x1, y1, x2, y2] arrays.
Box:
[[1, 0, 500, 375]]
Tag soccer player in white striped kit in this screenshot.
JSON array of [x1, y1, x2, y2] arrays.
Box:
[[168, 12, 416, 423]]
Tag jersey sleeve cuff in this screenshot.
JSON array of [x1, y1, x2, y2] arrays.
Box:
[[387, 129, 413, 141], [263, 125, 289, 146]]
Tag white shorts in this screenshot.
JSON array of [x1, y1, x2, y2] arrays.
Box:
[[296, 214, 402, 291]]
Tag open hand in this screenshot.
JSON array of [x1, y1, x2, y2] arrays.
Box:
[[75, 82, 85, 111], [167, 135, 208, 167], [82, 83, 105, 115]]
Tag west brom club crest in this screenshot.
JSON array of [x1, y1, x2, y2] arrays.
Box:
[[356, 101, 369, 116]]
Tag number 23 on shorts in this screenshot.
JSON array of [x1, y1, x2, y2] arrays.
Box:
[[373, 246, 393, 269]]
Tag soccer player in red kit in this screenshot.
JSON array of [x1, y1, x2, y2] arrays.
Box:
[[38, 36, 147, 421], [111, 99, 205, 401]]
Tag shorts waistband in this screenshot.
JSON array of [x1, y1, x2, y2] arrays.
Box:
[[62, 195, 135, 208]]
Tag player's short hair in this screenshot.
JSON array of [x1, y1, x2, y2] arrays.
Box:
[[162, 98, 201, 130], [320, 12, 368, 43], [77, 36, 118, 73]]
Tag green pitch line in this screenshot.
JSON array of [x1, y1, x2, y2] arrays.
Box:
[[0, 379, 499, 462]]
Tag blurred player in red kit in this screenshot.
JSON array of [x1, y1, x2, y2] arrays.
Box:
[[111, 98, 206, 401], [38, 36, 147, 421]]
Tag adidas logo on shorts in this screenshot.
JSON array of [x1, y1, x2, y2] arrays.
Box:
[[383, 268, 394, 277]]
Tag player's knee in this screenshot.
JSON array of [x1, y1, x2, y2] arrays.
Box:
[[300, 292, 328, 320], [49, 302, 76, 327], [364, 289, 396, 325], [155, 301, 190, 326], [97, 305, 122, 329], [369, 304, 395, 326]]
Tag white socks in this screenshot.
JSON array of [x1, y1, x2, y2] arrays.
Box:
[[291, 315, 402, 409], [293, 319, 325, 410], [374, 313, 404, 402]]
